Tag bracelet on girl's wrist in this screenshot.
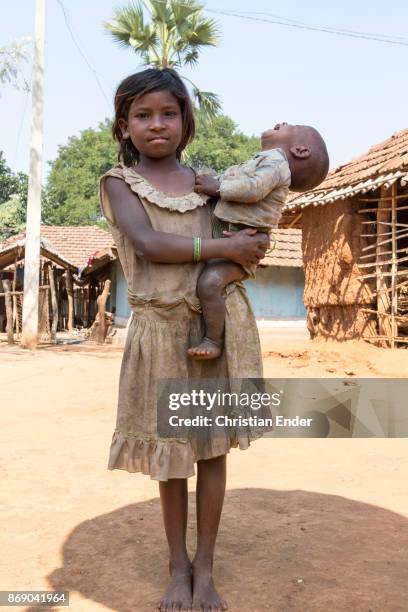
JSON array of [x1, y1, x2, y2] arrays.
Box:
[[193, 237, 202, 262]]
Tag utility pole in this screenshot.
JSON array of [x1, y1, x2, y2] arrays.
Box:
[[21, 0, 45, 349]]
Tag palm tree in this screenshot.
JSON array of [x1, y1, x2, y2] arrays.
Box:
[[105, 0, 221, 119]]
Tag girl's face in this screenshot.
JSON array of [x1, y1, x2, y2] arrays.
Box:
[[119, 90, 183, 160]]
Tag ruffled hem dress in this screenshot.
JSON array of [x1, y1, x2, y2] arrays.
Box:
[[100, 164, 265, 481]]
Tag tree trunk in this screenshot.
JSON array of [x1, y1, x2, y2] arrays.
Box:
[[2, 280, 14, 344], [66, 269, 74, 331]]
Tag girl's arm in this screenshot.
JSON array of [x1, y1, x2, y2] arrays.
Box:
[[105, 177, 269, 267]]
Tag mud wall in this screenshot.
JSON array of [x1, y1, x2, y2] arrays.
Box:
[[302, 199, 377, 340]]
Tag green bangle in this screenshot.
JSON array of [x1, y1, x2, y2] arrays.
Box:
[[193, 237, 202, 262]]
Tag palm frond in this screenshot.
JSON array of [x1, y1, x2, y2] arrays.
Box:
[[170, 0, 202, 26], [146, 0, 174, 25], [190, 84, 222, 120], [182, 15, 220, 47], [105, 1, 160, 59], [183, 49, 199, 67]]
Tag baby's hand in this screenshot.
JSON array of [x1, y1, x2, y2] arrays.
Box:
[[194, 174, 220, 197]]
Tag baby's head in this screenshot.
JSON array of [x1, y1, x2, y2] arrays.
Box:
[[261, 123, 329, 192]]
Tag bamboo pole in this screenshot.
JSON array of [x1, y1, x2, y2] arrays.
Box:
[[361, 226, 408, 237], [2, 280, 14, 344], [358, 254, 408, 268], [65, 269, 74, 331], [361, 221, 408, 227], [359, 246, 408, 259], [361, 231, 408, 252], [358, 269, 407, 280], [368, 279, 408, 298], [376, 186, 392, 346], [362, 335, 408, 344], [358, 194, 408, 203], [391, 183, 398, 348], [359, 205, 408, 213], [288, 212, 302, 228], [360, 308, 408, 320], [12, 260, 17, 334], [48, 263, 58, 343]]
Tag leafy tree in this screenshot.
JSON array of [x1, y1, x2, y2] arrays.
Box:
[[0, 151, 29, 241], [0, 38, 31, 94], [105, 0, 221, 118], [0, 195, 26, 242], [43, 119, 117, 226], [0, 151, 18, 203], [43, 114, 259, 226], [187, 114, 259, 173]]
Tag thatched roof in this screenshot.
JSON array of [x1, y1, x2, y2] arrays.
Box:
[[286, 128, 408, 211], [259, 228, 302, 268]]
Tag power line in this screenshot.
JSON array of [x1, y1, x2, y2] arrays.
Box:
[[144, 0, 408, 47], [206, 7, 408, 47], [55, 0, 111, 109], [223, 9, 408, 43]]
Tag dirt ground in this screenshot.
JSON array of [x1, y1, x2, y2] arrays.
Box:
[[1, 331, 408, 612]]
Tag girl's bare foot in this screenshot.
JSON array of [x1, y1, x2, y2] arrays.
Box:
[[192, 563, 228, 611], [187, 338, 222, 360], [158, 563, 193, 612]]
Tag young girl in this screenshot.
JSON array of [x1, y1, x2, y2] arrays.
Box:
[[100, 68, 269, 612]]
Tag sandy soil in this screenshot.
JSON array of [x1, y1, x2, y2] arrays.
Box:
[[1, 333, 408, 612]]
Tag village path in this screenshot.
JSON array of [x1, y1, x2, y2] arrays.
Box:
[[0, 334, 408, 612]]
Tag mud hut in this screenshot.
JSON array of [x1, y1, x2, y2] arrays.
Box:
[[285, 129, 408, 347], [0, 225, 116, 344]]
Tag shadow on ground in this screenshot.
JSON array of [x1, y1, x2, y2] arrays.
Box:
[[25, 489, 408, 612]]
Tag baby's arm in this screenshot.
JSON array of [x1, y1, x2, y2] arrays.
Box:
[[219, 158, 285, 203], [104, 177, 268, 267]]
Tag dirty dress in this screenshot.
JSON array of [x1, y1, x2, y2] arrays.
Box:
[[100, 164, 264, 481]]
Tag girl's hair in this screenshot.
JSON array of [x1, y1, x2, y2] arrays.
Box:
[[112, 68, 195, 166]]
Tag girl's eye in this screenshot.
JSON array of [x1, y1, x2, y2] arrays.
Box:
[[165, 111, 177, 117], [135, 112, 149, 119]]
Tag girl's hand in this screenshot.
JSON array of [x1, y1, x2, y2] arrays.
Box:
[[222, 228, 270, 267], [194, 174, 220, 197]]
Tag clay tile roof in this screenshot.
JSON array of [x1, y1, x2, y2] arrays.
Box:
[[259, 228, 302, 268], [1, 225, 115, 268], [286, 128, 408, 210]]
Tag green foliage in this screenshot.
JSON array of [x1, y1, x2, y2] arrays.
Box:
[[43, 119, 117, 226], [0, 151, 28, 241], [105, 0, 221, 118], [42, 113, 259, 228], [186, 114, 260, 173], [0, 151, 18, 203], [0, 195, 26, 242], [0, 38, 31, 93]]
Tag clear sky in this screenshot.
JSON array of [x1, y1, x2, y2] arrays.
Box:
[[1, 0, 407, 177]]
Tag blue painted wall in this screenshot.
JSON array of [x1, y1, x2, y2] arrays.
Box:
[[109, 259, 131, 321], [244, 266, 306, 318], [112, 260, 305, 322]]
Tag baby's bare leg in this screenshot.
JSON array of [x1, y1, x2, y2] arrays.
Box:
[[188, 259, 246, 360]]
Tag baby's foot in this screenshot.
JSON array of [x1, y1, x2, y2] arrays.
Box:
[[158, 566, 193, 612], [192, 563, 228, 611], [187, 337, 222, 360]]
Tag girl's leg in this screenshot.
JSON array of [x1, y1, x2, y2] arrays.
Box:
[[192, 455, 228, 611], [158, 478, 192, 612]]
